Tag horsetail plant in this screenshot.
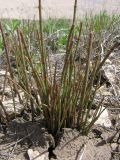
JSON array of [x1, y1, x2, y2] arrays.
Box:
[[0, 0, 120, 139]]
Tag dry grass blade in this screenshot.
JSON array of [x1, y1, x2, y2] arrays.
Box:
[[0, 100, 10, 123], [96, 41, 120, 73], [0, 22, 14, 79], [1, 68, 8, 101]]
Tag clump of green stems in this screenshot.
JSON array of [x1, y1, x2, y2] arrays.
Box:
[[0, 0, 120, 137]]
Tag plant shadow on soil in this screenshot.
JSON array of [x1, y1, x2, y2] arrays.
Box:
[[0, 112, 120, 160], [0, 116, 49, 159]]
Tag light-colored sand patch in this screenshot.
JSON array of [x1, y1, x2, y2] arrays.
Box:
[[0, 0, 120, 20]]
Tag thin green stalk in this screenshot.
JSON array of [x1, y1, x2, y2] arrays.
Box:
[[38, 0, 48, 85], [77, 31, 93, 129], [75, 22, 82, 54]]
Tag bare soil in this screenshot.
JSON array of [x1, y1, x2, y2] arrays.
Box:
[[0, 118, 120, 160]]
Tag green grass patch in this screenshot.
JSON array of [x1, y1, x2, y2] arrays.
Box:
[[0, 11, 119, 53]]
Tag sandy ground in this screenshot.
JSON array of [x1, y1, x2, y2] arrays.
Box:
[[0, 0, 120, 20]]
